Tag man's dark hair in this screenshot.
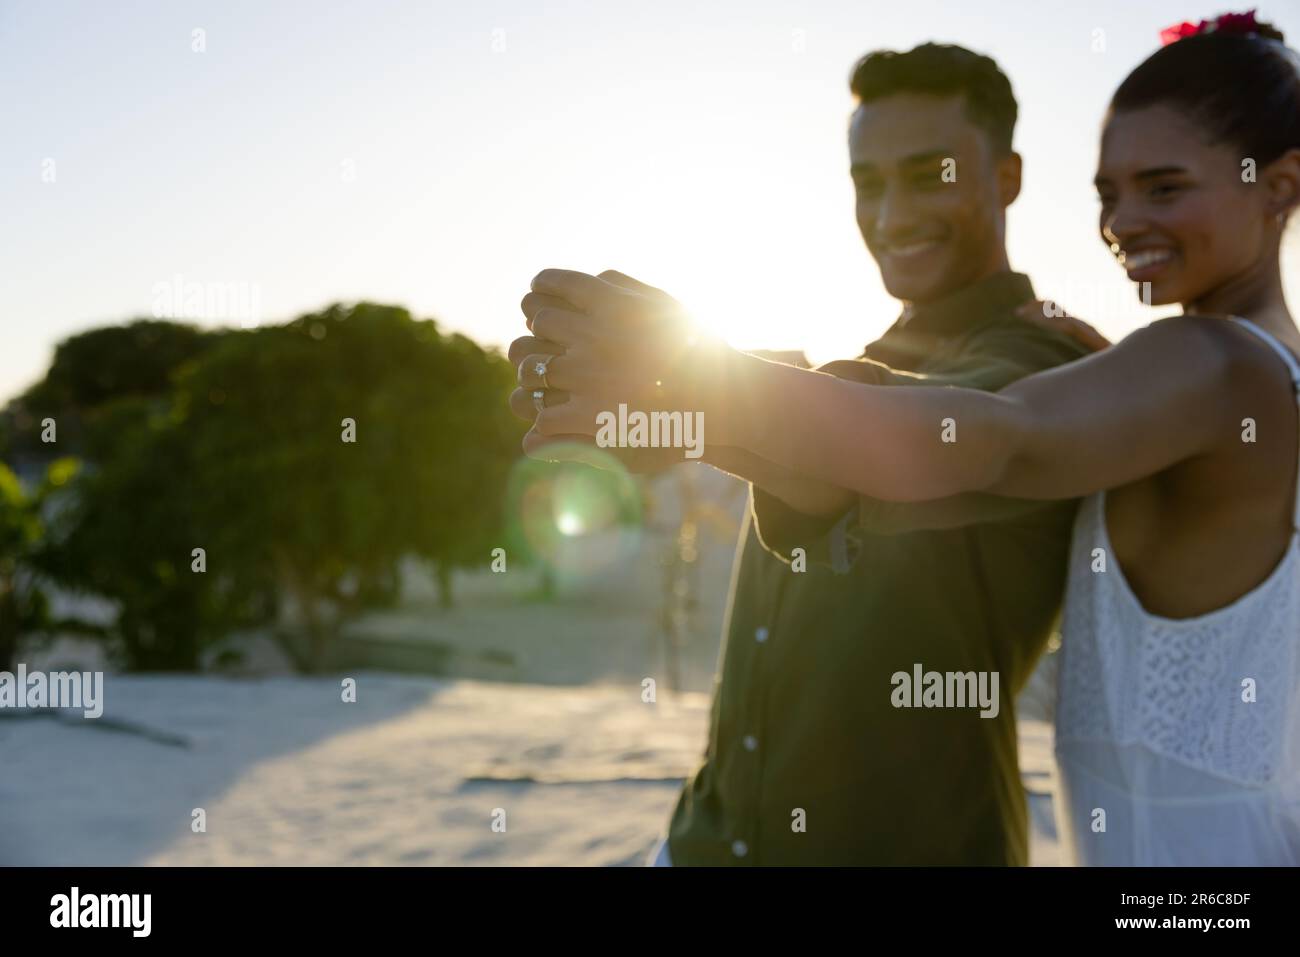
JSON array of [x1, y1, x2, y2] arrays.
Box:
[[848, 42, 1018, 154]]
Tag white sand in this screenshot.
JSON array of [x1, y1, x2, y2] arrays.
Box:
[[0, 672, 1061, 866]]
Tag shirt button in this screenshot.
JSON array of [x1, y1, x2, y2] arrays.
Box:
[[731, 840, 749, 859], [755, 626, 769, 643], [743, 735, 758, 752]]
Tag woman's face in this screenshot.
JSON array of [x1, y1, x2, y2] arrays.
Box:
[[1096, 103, 1272, 308]]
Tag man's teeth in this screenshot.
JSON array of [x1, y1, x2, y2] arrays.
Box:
[[1123, 249, 1174, 270], [890, 240, 941, 256]]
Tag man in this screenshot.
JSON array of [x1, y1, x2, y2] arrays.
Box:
[[511, 43, 1093, 864]]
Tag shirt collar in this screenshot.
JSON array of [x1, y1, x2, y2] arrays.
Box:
[[896, 271, 1034, 337], [864, 271, 1034, 367]]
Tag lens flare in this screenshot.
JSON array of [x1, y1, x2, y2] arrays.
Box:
[[505, 443, 643, 583]]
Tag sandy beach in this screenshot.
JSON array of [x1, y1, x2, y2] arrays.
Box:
[[3, 467, 1064, 866], [1, 671, 1061, 866]]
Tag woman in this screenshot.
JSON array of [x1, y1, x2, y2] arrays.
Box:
[[516, 12, 1300, 864]]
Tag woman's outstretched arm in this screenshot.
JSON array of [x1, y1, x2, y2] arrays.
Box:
[[712, 315, 1246, 502], [523, 269, 1253, 505]]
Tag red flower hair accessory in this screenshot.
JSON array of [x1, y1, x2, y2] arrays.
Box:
[[1160, 9, 1262, 46]]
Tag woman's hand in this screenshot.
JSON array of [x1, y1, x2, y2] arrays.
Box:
[[1016, 300, 1111, 352]]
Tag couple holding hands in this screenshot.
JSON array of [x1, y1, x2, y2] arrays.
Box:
[[510, 12, 1300, 865]]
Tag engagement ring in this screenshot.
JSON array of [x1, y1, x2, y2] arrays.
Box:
[[533, 356, 553, 389]]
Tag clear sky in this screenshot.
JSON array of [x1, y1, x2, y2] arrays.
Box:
[[4, 0, 1299, 401]]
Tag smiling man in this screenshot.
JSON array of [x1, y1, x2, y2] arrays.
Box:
[[657, 45, 1090, 866], [851, 83, 1015, 306], [512, 42, 1094, 865]]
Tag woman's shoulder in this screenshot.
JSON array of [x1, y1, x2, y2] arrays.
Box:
[[1112, 315, 1300, 435], [1125, 313, 1286, 378], [1105, 313, 1232, 370]]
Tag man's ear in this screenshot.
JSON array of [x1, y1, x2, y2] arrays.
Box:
[[996, 150, 1023, 208], [1263, 147, 1300, 222]]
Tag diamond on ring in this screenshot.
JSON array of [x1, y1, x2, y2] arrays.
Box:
[[532, 389, 546, 413], [534, 356, 553, 389]]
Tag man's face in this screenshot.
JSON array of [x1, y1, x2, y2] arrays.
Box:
[[850, 93, 1016, 303]]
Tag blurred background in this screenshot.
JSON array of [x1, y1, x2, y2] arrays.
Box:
[[2, 0, 1298, 866]]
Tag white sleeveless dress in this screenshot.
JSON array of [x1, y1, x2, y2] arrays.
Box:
[[1054, 318, 1300, 865]]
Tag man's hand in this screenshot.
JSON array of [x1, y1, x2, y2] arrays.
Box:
[[517, 268, 729, 416], [506, 268, 736, 460], [505, 270, 670, 428]]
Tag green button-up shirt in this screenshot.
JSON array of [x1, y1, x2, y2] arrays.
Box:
[[666, 271, 1090, 866]]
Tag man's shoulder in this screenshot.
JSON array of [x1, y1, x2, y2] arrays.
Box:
[[968, 309, 1094, 368]]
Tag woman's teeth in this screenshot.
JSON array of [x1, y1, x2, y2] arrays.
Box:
[[1122, 249, 1174, 270]]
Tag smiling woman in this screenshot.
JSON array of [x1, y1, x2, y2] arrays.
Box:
[[1095, 105, 1266, 299], [1096, 19, 1297, 315]]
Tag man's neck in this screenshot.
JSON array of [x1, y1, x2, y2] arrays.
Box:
[[899, 261, 1015, 324]]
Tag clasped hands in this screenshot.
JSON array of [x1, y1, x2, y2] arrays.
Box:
[[508, 269, 733, 467]]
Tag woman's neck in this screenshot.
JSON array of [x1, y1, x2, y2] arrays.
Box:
[[1185, 255, 1297, 343]]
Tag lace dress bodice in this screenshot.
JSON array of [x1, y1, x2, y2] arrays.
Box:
[[1054, 318, 1300, 865]]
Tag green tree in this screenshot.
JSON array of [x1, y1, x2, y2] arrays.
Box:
[[0, 459, 82, 672], [9, 319, 218, 460], [39, 401, 256, 671], [174, 303, 523, 668], [419, 331, 522, 607], [23, 305, 521, 672]]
